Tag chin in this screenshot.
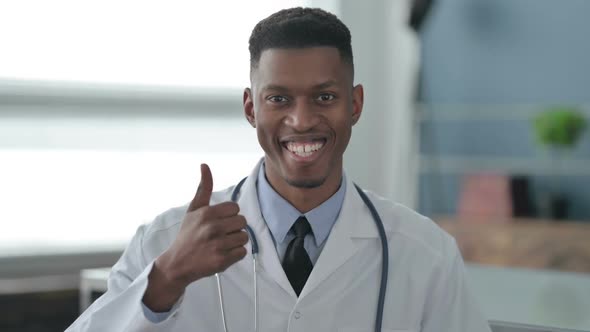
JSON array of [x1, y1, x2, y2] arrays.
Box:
[[285, 176, 326, 189]]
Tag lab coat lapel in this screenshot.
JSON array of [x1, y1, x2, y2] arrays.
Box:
[[299, 177, 369, 298], [236, 159, 296, 297]]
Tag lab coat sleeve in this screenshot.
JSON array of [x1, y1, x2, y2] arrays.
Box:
[[420, 242, 492, 332], [65, 224, 183, 332]]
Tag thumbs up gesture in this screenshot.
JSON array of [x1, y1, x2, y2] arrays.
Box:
[[143, 164, 249, 312]]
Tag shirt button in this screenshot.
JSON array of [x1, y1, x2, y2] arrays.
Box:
[[294, 311, 301, 319]]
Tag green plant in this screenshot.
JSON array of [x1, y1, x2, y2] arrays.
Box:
[[533, 106, 587, 148]]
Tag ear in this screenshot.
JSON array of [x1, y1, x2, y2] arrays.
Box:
[[351, 84, 364, 125], [243, 88, 256, 128]]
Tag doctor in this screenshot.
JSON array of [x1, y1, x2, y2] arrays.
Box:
[[67, 7, 491, 332]]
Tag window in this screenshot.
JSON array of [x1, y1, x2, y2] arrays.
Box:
[[0, 116, 263, 255]]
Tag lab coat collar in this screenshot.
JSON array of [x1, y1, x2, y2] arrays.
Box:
[[299, 174, 395, 298], [236, 159, 296, 297]]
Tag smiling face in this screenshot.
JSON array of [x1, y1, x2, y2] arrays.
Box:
[[244, 47, 363, 199]]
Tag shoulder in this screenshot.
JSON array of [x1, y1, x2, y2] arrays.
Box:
[[362, 190, 458, 261]]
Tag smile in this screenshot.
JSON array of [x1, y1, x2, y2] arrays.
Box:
[[282, 138, 327, 158]]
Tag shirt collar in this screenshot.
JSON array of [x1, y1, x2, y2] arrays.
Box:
[[257, 162, 346, 246]]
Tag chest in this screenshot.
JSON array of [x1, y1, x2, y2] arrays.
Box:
[[170, 240, 432, 332]]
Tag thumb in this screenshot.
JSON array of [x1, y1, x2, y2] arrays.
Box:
[[188, 163, 213, 212]]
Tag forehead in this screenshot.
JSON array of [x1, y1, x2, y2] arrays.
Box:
[[251, 47, 352, 90]]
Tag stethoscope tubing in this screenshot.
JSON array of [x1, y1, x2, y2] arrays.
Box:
[[354, 184, 389, 332], [216, 177, 388, 332]]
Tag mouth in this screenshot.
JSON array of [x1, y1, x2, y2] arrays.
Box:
[[280, 137, 328, 160]]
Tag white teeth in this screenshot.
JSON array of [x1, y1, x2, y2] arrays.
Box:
[[286, 141, 325, 156]]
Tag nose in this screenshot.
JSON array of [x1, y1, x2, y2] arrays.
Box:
[[284, 99, 320, 132]]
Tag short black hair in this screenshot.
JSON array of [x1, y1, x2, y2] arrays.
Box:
[[249, 7, 353, 74]]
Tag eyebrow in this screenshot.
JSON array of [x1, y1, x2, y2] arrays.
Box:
[[261, 80, 339, 92], [261, 84, 289, 92]]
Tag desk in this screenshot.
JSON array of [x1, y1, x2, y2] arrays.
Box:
[[467, 264, 590, 331]]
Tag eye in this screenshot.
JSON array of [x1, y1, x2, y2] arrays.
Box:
[[267, 95, 289, 103], [317, 93, 336, 102]]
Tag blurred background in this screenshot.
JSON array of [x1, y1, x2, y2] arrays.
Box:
[[0, 0, 588, 331]]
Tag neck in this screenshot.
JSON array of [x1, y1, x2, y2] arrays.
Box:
[[264, 166, 342, 213]]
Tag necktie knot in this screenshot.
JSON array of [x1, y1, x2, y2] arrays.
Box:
[[292, 216, 312, 238]]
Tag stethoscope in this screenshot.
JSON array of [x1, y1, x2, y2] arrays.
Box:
[[215, 177, 389, 332]]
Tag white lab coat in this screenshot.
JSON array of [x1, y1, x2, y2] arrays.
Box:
[[67, 161, 491, 332]]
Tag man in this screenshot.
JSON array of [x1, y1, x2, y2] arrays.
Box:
[[67, 7, 491, 331]]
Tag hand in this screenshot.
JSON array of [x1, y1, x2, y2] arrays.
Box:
[[143, 164, 249, 312]]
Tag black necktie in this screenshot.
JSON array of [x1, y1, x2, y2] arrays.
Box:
[[282, 216, 313, 296]]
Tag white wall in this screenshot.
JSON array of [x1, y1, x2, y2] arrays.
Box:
[[339, 0, 420, 208]]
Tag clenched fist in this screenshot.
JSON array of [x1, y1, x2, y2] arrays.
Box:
[[143, 164, 249, 312]]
